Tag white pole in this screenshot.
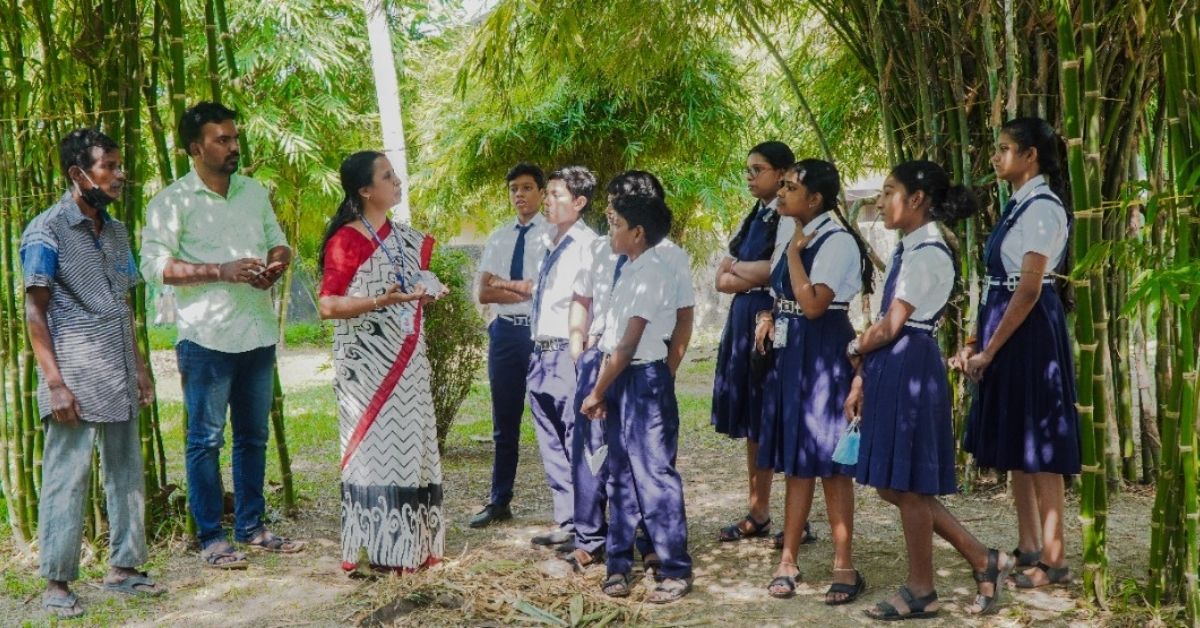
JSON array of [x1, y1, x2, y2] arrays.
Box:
[[363, 0, 411, 222]]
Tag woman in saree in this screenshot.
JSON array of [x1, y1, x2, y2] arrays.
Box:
[[317, 151, 446, 574]]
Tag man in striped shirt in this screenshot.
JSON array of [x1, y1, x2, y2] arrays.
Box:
[[22, 129, 162, 618]]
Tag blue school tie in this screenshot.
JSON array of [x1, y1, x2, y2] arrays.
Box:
[[509, 223, 533, 280], [982, 198, 1017, 269], [531, 235, 575, 333], [612, 254, 628, 284], [880, 243, 905, 309]]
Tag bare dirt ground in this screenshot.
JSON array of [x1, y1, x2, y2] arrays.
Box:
[[0, 349, 1160, 627]]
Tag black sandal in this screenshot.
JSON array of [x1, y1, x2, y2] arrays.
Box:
[[767, 575, 797, 599], [825, 569, 866, 606], [1012, 546, 1042, 568], [718, 514, 770, 542], [647, 576, 692, 604], [1012, 561, 1071, 588], [864, 586, 939, 621], [970, 549, 1013, 615], [773, 521, 817, 550], [602, 572, 631, 598]]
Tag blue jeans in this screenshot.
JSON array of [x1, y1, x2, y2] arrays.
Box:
[[177, 340, 275, 547]]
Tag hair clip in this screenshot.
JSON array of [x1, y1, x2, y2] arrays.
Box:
[[915, 170, 926, 180]]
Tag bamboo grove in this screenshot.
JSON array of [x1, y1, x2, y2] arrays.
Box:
[[1, 0, 1199, 623], [0, 0, 302, 548]]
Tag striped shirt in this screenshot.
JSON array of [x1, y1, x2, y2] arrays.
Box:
[[20, 192, 141, 423]]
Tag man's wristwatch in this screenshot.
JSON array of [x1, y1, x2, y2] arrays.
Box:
[[846, 338, 862, 359]]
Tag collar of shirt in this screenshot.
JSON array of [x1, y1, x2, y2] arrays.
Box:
[[900, 221, 943, 253], [183, 169, 247, 200], [619, 247, 660, 278], [512, 212, 546, 231], [801, 212, 834, 238], [1009, 174, 1048, 207], [541, 219, 594, 251], [757, 197, 780, 219], [59, 192, 112, 229]]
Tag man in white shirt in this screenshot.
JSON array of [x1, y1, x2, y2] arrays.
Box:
[[470, 163, 546, 528], [527, 166, 598, 547]]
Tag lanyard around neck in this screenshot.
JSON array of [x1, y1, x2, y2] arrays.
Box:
[[359, 215, 411, 291]]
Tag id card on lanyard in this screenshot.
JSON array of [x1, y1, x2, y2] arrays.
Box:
[[360, 216, 416, 335], [773, 316, 789, 349]]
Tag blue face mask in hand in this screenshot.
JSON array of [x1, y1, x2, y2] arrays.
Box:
[[832, 417, 861, 466]]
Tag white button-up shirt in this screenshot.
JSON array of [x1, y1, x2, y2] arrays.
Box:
[[891, 222, 955, 321], [532, 220, 597, 339], [599, 248, 675, 362], [999, 175, 1069, 273], [576, 236, 693, 337], [477, 213, 547, 317], [774, 213, 862, 302]]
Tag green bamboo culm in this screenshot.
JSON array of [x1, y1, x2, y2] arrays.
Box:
[[1147, 0, 1200, 621], [1054, 0, 1106, 607]]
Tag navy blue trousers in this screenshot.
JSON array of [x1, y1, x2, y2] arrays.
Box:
[[528, 344, 576, 528], [572, 347, 654, 556], [487, 317, 534, 507], [605, 362, 691, 579]]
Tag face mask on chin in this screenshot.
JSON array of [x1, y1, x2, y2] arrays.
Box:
[[76, 171, 118, 211]]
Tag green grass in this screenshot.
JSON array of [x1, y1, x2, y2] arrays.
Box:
[[147, 322, 334, 352]]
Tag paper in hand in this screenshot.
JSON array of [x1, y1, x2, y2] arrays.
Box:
[[416, 270, 446, 295]]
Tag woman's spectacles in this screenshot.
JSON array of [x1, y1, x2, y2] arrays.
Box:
[[745, 165, 772, 178]]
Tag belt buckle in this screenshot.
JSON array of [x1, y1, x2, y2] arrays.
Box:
[[1004, 275, 1020, 292], [513, 315, 530, 326]]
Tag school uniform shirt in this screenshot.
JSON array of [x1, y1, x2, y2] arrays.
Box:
[[575, 237, 694, 337], [658, 238, 696, 310], [477, 213, 548, 317], [890, 222, 954, 321], [599, 249, 676, 362], [770, 214, 862, 301], [999, 175, 1069, 273], [532, 220, 597, 340]]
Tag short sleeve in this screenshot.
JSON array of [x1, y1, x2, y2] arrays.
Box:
[[894, 247, 953, 314], [808, 232, 860, 295], [19, 216, 58, 290], [319, 228, 366, 297], [1016, 199, 1068, 259], [573, 261, 595, 297], [478, 231, 505, 277], [665, 247, 694, 309]]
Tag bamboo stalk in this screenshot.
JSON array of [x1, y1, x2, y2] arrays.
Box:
[[270, 368, 296, 516], [204, 0, 222, 101]]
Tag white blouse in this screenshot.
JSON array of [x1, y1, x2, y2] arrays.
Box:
[[891, 222, 955, 322], [998, 175, 1069, 274]]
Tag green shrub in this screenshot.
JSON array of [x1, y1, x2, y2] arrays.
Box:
[[283, 321, 332, 347], [424, 247, 487, 451]]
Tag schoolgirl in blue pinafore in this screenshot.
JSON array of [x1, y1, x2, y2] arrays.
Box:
[[757, 215, 858, 479], [711, 201, 781, 440], [962, 178, 1080, 475], [855, 225, 958, 496]]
